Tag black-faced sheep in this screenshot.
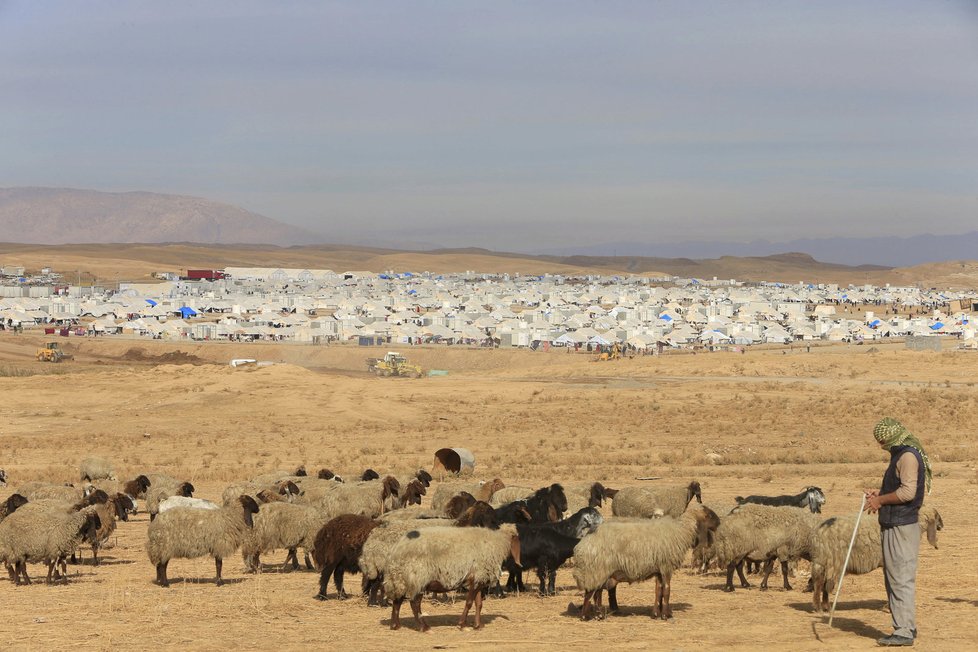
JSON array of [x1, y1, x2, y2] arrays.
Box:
[[122, 475, 152, 502], [0, 503, 102, 585], [146, 495, 260, 587], [561, 482, 619, 515], [384, 524, 521, 631], [611, 481, 702, 518], [84, 492, 135, 566], [0, 469, 6, 487], [312, 514, 381, 600], [811, 505, 943, 612], [361, 469, 381, 481], [572, 506, 720, 621], [304, 476, 400, 519]]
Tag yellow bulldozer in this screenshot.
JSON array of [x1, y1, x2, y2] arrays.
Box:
[[36, 342, 70, 363], [595, 342, 622, 362], [366, 351, 423, 378]]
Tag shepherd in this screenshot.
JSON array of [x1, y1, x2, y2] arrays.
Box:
[[864, 417, 932, 647]]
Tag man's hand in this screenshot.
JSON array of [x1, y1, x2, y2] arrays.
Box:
[[865, 492, 882, 513]]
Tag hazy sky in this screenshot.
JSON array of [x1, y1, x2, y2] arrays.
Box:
[[2, 1, 977, 252]]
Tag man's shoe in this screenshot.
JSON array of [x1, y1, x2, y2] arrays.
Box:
[[877, 634, 914, 647]]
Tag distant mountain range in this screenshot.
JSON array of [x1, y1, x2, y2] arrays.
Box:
[[535, 233, 978, 268], [2, 187, 975, 268], [0, 187, 320, 246]]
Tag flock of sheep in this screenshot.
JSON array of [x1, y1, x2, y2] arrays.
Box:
[[0, 459, 944, 632]]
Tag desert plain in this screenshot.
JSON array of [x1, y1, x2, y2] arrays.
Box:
[[0, 329, 975, 651]]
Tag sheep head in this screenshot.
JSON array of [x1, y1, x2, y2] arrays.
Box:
[[381, 476, 401, 501], [416, 469, 433, 488], [0, 469, 7, 487], [446, 492, 476, 519], [549, 483, 568, 515], [317, 468, 335, 480], [177, 482, 195, 498], [688, 481, 703, 505], [4, 493, 27, 515], [239, 495, 260, 528], [79, 512, 103, 544], [403, 480, 424, 506], [362, 468, 380, 482], [457, 502, 498, 529], [113, 493, 134, 522], [692, 505, 720, 548], [294, 465, 308, 477]]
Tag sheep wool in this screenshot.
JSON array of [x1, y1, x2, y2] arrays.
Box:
[[79, 457, 116, 482], [429, 478, 505, 513], [0, 503, 101, 584], [146, 495, 260, 587], [811, 505, 943, 612], [158, 496, 219, 513], [611, 481, 701, 519], [572, 506, 718, 620], [240, 501, 325, 572], [383, 524, 518, 620]]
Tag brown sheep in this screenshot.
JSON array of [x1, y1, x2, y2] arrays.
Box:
[[312, 514, 381, 600], [445, 492, 477, 519]]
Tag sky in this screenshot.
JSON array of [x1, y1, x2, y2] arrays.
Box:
[[1, 1, 977, 253]]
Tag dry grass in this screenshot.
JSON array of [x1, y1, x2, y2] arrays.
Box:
[[0, 333, 975, 650]]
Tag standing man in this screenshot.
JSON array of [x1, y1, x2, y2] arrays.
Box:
[[865, 417, 933, 647]]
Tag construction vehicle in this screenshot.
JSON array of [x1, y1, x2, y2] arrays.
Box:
[[595, 342, 622, 362], [366, 351, 423, 378], [36, 342, 70, 362]]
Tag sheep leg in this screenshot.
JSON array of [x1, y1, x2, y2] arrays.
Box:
[[473, 585, 485, 629], [735, 560, 751, 588], [4, 562, 17, 584], [581, 589, 595, 620], [780, 560, 792, 591], [760, 559, 774, 590], [46, 560, 57, 584], [390, 597, 403, 629], [304, 551, 313, 570], [724, 562, 737, 592], [156, 561, 170, 587], [651, 576, 662, 619], [315, 563, 335, 600], [593, 587, 605, 620], [92, 543, 100, 567], [410, 594, 429, 632], [284, 547, 299, 571], [459, 586, 476, 628], [17, 560, 31, 585], [214, 557, 224, 587], [333, 565, 348, 599], [661, 573, 674, 620], [607, 581, 619, 612]]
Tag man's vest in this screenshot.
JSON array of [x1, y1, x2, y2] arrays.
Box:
[[879, 445, 925, 528]]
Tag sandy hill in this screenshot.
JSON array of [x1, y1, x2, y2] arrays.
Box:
[[3, 242, 978, 287], [0, 187, 319, 246]]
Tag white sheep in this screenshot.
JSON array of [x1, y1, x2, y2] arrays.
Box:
[[611, 480, 702, 518], [811, 505, 943, 612], [157, 496, 219, 513], [145, 495, 260, 587], [571, 506, 720, 620], [383, 524, 521, 631]]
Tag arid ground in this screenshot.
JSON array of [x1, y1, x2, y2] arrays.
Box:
[[0, 333, 975, 651]]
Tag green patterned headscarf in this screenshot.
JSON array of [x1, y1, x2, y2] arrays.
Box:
[[873, 417, 932, 494]]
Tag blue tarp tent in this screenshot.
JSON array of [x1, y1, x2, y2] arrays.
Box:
[[145, 299, 157, 306], [869, 319, 881, 327], [179, 307, 198, 318], [659, 314, 673, 322], [930, 322, 944, 330]]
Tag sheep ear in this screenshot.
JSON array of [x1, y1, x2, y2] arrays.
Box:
[[927, 519, 938, 548]]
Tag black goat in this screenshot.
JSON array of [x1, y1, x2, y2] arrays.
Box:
[[524, 483, 569, 523], [456, 500, 533, 529], [503, 507, 604, 595], [735, 486, 826, 513]]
